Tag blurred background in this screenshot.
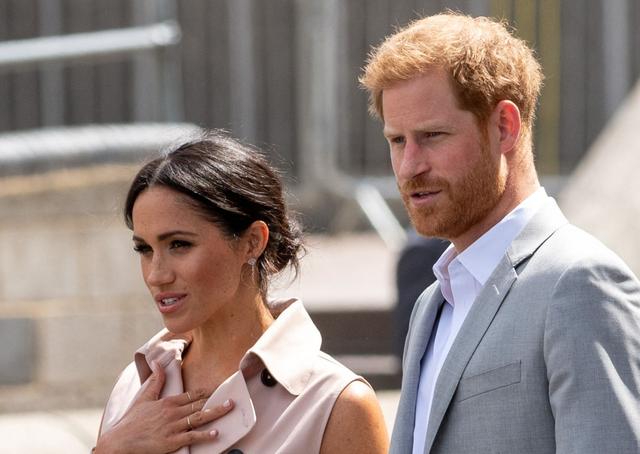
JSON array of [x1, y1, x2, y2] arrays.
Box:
[[1, 0, 639, 451]]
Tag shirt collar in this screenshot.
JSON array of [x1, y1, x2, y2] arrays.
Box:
[[457, 188, 548, 285], [134, 298, 321, 396], [433, 187, 548, 295], [433, 245, 458, 305]]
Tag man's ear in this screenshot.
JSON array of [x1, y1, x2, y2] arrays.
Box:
[[244, 220, 269, 260], [492, 100, 521, 155]]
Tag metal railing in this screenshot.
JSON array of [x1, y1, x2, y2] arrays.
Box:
[[0, 21, 180, 69], [0, 0, 187, 178], [0, 0, 182, 125]]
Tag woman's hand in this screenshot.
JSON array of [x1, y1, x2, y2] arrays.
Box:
[[94, 361, 234, 454]]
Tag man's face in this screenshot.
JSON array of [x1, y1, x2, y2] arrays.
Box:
[[382, 69, 506, 244]]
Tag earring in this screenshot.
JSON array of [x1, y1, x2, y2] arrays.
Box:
[[247, 257, 257, 266]]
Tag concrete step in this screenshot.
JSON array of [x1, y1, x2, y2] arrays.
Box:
[[310, 309, 401, 389]]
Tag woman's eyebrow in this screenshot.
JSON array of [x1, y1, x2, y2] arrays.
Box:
[[132, 230, 198, 243]]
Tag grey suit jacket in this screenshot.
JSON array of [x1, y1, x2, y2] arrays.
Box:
[[391, 199, 640, 453]]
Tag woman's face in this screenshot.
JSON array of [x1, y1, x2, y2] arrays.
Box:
[[131, 186, 248, 334]]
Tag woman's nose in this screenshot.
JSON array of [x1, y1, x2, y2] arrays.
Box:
[[145, 256, 175, 287]]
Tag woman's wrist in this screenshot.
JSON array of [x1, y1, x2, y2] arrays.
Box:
[[93, 433, 121, 454]]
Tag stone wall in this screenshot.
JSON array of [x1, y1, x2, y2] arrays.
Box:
[[0, 165, 164, 411], [0, 161, 403, 412]]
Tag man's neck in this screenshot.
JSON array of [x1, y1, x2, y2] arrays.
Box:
[[452, 181, 540, 252]]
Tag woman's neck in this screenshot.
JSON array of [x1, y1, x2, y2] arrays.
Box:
[[181, 291, 274, 392]]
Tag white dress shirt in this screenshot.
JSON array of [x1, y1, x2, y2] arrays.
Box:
[[412, 188, 549, 454]]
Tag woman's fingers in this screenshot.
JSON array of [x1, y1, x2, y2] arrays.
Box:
[[137, 361, 166, 402], [187, 399, 234, 429], [177, 399, 234, 431], [166, 387, 212, 407], [169, 400, 235, 448], [175, 426, 220, 447], [174, 397, 208, 418]]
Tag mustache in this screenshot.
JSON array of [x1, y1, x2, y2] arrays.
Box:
[[399, 175, 449, 193]]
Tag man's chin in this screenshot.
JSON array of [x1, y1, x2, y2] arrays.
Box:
[[409, 214, 448, 239], [409, 208, 469, 241]]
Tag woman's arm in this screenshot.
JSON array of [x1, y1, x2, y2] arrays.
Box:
[[94, 362, 234, 454], [320, 380, 389, 454]]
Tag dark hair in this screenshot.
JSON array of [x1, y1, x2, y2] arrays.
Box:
[[124, 129, 303, 295]]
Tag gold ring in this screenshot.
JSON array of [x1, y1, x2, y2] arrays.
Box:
[[187, 415, 193, 430], [191, 402, 195, 412], [186, 391, 192, 402]]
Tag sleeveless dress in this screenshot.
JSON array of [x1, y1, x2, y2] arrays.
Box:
[[99, 298, 365, 454]]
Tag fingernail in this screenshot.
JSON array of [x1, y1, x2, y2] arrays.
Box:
[[204, 408, 211, 414], [223, 399, 232, 408], [209, 429, 218, 438]]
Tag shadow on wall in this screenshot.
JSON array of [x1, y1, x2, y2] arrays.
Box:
[[559, 79, 640, 277]]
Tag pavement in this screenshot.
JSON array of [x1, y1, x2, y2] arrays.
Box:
[[0, 390, 400, 453], [270, 232, 397, 311]]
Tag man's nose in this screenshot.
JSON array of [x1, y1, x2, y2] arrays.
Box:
[[398, 140, 431, 180]]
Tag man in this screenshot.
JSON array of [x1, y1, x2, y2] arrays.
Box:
[[361, 12, 640, 454]]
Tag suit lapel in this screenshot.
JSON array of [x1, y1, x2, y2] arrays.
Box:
[[424, 258, 518, 452], [390, 284, 444, 453], [423, 198, 569, 452]]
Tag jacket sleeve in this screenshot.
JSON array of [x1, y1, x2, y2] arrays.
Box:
[[545, 256, 640, 453]]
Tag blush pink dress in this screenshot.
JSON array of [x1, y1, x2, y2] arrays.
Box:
[[99, 299, 366, 453]]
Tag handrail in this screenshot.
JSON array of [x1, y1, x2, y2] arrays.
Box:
[[0, 123, 199, 177], [0, 21, 180, 71]]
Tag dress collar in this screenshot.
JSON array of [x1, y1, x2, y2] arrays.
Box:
[[133, 298, 321, 396]]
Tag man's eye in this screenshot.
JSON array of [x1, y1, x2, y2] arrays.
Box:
[[390, 136, 405, 145]]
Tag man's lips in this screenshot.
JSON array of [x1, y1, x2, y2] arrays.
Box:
[[408, 189, 442, 200], [410, 189, 441, 197]]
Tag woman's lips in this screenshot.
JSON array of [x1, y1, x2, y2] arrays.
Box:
[[154, 293, 187, 314]]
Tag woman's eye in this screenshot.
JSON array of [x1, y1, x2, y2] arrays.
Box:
[[133, 244, 151, 255], [170, 240, 192, 250]]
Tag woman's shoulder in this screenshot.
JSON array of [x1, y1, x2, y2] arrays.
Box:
[[300, 349, 373, 410], [315, 350, 360, 379], [319, 380, 389, 453]]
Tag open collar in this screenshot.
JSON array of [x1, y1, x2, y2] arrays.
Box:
[[134, 330, 191, 384], [240, 298, 321, 395], [133, 298, 321, 395], [458, 187, 548, 285]]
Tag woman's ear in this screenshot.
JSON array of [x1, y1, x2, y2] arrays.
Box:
[[244, 220, 269, 261], [492, 100, 521, 155]]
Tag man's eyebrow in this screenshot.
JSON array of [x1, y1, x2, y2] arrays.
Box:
[[383, 122, 446, 137], [383, 127, 400, 137]]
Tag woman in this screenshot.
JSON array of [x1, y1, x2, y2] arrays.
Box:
[[94, 131, 388, 453]]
